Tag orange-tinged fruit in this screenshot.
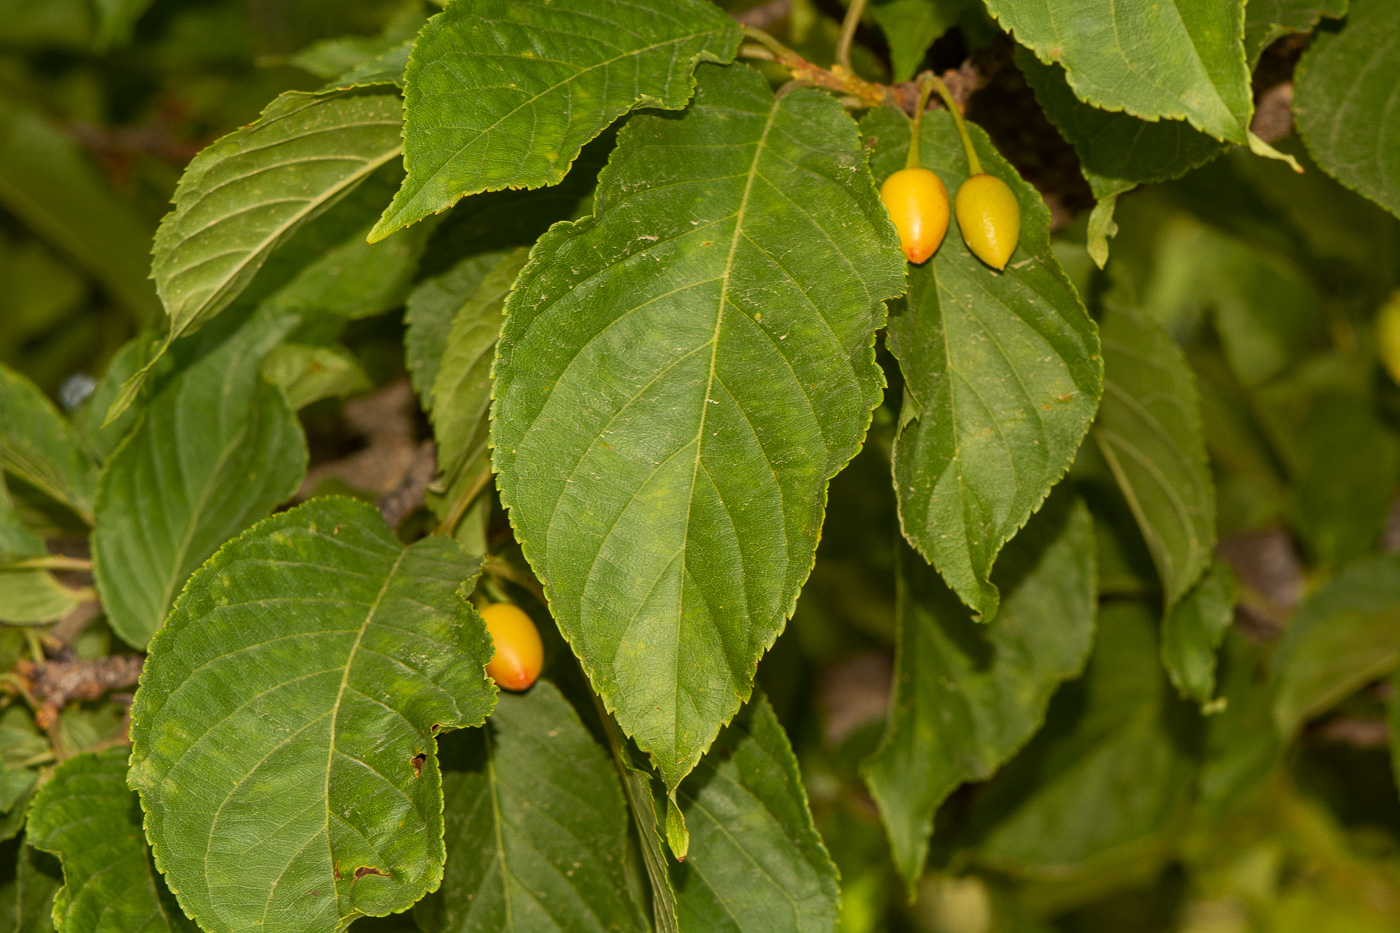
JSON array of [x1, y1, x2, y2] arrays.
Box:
[[880, 167, 949, 264], [481, 602, 543, 691], [955, 173, 1020, 270]]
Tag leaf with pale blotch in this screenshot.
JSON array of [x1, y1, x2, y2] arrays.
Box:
[[27, 748, 196, 933], [372, 0, 740, 240], [864, 105, 1101, 621], [864, 493, 1096, 889], [492, 63, 905, 790], [1092, 302, 1214, 612], [128, 497, 497, 933], [415, 681, 648, 933]]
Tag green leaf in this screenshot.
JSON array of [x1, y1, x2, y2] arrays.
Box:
[[672, 693, 840, 933], [404, 252, 508, 410], [1200, 631, 1281, 814], [27, 748, 196, 933], [0, 365, 96, 522], [1295, 0, 1400, 219], [372, 0, 741, 241], [262, 344, 372, 411], [92, 0, 155, 48], [1160, 560, 1236, 706], [1016, 48, 1223, 202], [16, 846, 61, 933], [864, 493, 1097, 889], [863, 105, 1101, 620], [431, 250, 528, 532], [1292, 394, 1400, 567], [0, 97, 158, 322], [0, 573, 79, 625], [1092, 301, 1214, 612], [869, 0, 967, 82], [968, 601, 1200, 876], [492, 63, 905, 790], [986, 0, 1254, 143], [70, 332, 159, 464], [0, 769, 36, 842], [1272, 553, 1400, 736], [0, 474, 42, 563], [1244, 0, 1349, 65], [92, 311, 308, 649], [415, 681, 648, 933], [116, 89, 405, 422], [128, 497, 498, 933]]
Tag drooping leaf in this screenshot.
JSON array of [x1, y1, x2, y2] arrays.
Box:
[[1294, 0, 1400, 219], [863, 105, 1101, 620], [0, 365, 96, 522], [492, 62, 905, 790], [27, 747, 196, 933], [1160, 560, 1237, 706], [1272, 553, 1400, 736], [415, 681, 648, 933], [671, 693, 840, 933], [1092, 301, 1215, 612], [869, 0, 967, 82], [262, 343, 372, 411], [404, 252, 507, 410], [112, 89, 405, 421], [985, 0, 1255, 144], [92, 311, 308, 649], [968, 601, 1201, 876], [372, 0, 741, 240], [128, 497, 498, 933], [1244, 0, 1349, 65], [864, 494, 1096, 888]]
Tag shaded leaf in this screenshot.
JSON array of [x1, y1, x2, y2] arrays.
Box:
[[27, 748, 196, 933], [16, 846, 61, 933], [128, 497, 498, 933], [492, 63, 905, 790], [1294, 0, 1400, 219], [869, 0, 967, 82], [92, 311, 308, 649], [985, 0, 1255, 143], [1272, 554, 1400, 736], [969, 601, 1200, 876], [404, 252, 507, 410], [373, 0, 740, 240], [672, 693, 840, 933], [1161, 560, 1237, 706], [92, 0, 155, 48], [0, 365, 96, 522], [864, 493, 1097, 889], [262, 344, 372, 411], [1092, 302, 1214, 611], [863, 105, 1101, 620], [1200, 632, 1281, 815], [415, 681, 648, 933], [1244, 0, 1349, 65]]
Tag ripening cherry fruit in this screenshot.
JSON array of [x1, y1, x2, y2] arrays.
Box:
[[955, 173, 1020, 270], [481, 602, 542, 691], [880, 167, 950, 264]]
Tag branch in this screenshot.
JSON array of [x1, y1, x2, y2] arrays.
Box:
[[13, 655, 144, 729]]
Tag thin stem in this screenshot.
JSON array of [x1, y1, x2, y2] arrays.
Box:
[[931, 75, 982, 175], [741, 25, 794, 61], [1, 555, 93, 572], [905, 74, 937, 171], [835, 0, 870, 74]]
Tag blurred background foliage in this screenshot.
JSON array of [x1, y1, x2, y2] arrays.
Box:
[[4, 1, 1400, 932]]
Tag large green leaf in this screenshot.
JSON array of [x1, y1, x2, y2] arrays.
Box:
[[492, 63, 905, 790], [372, 0, 740, 241], [0, 365, 96, 522], [863, 105, 1101, 620], [1294, 0, 1400, 219], [92, 312, 308, 649], [128, 497, 498, 933], [1272, 554, 1400, 736], [1244, 0, 1349, 65], [415, 681, 648, 933], [968, 601, 1200, 876], [1092, 301, 1214, 611], [864, 494, 1096, 888], [112, 89, 405, 421], [985, 0, 1255, 143], [869, 0, 967, 82], [1160, 560, 1236, 706], [26, 747, 196, 933], [672, 693, 840, 933]]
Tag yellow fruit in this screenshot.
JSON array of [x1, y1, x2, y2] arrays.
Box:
[[481, 602, 543, 691], [1378, 291, 1400, 385], [955, 173, 1020, 270], [880, 167, 950, 264]]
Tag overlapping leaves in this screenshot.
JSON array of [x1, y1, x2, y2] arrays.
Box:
[[493, 62, 904, 790], [128, 497, 497, 933]]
